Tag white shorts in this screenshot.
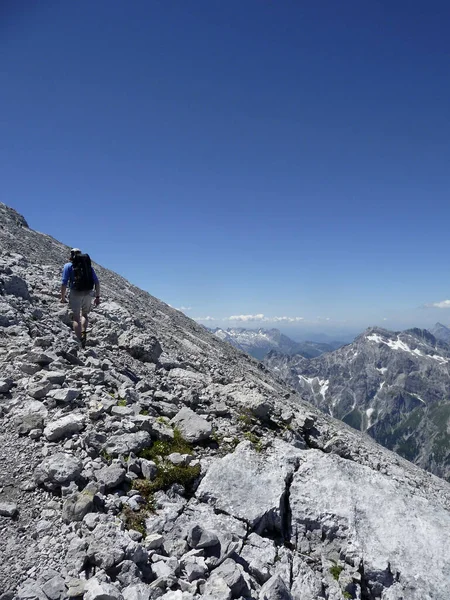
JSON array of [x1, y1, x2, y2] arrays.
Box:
[[69, 290, 93, 318]]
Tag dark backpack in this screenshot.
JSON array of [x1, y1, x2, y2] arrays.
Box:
[[72, 253, 94, 291]]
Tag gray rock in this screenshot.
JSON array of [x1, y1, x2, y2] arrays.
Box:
[[103, 431, 152, 457], [3, 274, 30, 299], [26, 351, 55, 366], [43, 414, 86, 441], [240, 533, 276, 583], [66, 579, 86, 598], [259, 574, 292, 600], [213, 558, 249, 597], [0, 380, 13, 394], [118, 331, 163, 363], [84, 578, 123, 600], [170, 407, 212, 443], [95, 465, 126, 490], [14, 400, 48, 435], [41, 371, 66, 385], [48, 388, 80, 403], [111, 405, 135, 417], [0, 502, 18, 517], [202, 574, 232, 600], [140, 458, 158, 480], [41, 575, 66, 600], [34, 452, 82, 490], [144, 533, 164, 550], [183, 557, 208, 582], [122, 584, 152, 600], [289, 450, 450, 600], [86, 523, 134, 570], [187, 524, 219, 549], [15, 580, 48, 600], [62, 490, 94, 523], [197, 440, 302, 533], [28, 381, 52, 399]]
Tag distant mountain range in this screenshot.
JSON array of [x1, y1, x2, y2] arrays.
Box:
[[211, 327, 345, 360], [264, 324, 450, 481]]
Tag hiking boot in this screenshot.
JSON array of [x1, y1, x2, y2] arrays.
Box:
[[81, 331, 87, 349]]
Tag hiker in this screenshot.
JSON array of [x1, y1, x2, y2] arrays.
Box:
[[60, 248, 100, 347]]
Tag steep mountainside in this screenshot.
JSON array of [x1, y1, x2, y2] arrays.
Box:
[[265, 326, 450, 480], [1, 203, 450, 600], [212, 327, 340, 359]]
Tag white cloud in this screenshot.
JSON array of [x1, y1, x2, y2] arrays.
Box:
[[228, 314, 265, 322], [226, 314, 304, 323], [193, 316, 217, 321], [272, 316, 304, 322], [175, 306, 192, 312], [424, 300, 450, 309]]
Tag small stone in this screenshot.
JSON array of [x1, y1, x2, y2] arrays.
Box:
[[48, 388, 80, 403], [144, 533, 164, 550], [95, 465, 126, 491], [84, 578, 123, 600], [42, 575, 66, 600], [187, 524, 219, 549], [66, 579, 86, 598]]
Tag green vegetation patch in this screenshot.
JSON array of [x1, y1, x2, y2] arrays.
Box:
[[138, 428, 200, 494], [139, 428, 193, 461], [121, 505, 148, 536], [329, 562, 344, 581], [244, 431, 263, 452]]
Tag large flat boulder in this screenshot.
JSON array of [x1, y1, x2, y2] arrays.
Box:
[[196, 440, 303, 534], [289, 450, 450, 600]]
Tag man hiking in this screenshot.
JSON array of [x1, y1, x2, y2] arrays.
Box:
[[60, 248, 100, 348]]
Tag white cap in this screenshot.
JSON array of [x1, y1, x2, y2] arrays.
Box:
[[71, 248, 81, 254]]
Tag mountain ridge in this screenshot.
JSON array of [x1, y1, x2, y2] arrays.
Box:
[[211, 326, 343, 360], [265, 324, 450, 480]]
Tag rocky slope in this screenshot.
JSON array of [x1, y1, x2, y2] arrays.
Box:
[[211, 328, 340, 360], [264, 326, 450, 481], [1, 202, 450, 600]]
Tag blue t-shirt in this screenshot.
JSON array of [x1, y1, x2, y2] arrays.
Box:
[[61, 262, 99, 288]]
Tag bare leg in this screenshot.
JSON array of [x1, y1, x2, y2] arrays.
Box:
[[73, 314, 82, 340], [81, 314, 88, 334]]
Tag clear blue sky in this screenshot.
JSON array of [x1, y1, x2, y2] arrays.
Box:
[[2, 1, 450, 338]]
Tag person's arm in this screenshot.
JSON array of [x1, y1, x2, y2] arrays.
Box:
[[93, 269, 101, 306], [60, 264, 71, 303]]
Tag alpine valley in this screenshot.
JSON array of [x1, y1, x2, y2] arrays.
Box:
[[1, 202, 450, 600], [264, 326, 450, 481]]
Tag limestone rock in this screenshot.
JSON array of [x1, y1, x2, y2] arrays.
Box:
[[0, 502, 18, 517], [197, 440, 302, 533], [84, 578, 124, 600], [43, 414, 86, 442], [34, 452, 82, 490], [170, 407, 212, 443], [103, 432, 152, 457], [118, 331, 163, 363]]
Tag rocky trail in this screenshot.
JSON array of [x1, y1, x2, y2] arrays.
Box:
[[1, 202, 450, 600]]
